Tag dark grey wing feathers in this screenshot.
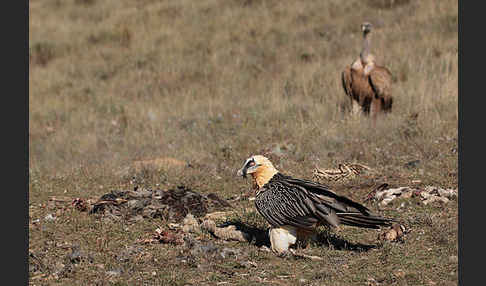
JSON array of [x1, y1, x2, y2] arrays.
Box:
[[286, 177, 372, 214], [255, 182, 316, 229], [255, 173, 393, 229]]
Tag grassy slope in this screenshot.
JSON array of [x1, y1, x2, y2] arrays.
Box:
[[29, 0, 457, 285]]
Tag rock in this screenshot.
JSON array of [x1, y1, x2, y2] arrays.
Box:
[[185, 237, 218, 257], [183, 235, 241, 261], [66, 245, 93, 264], [448, 255, 458, 263], [44, 213, 56, 222], [218, 247, 240, 259], [393, 269, 406, 278], [240, 261, 258, 268], [106, 269, 122, 277], [404, 160, 420, 169]]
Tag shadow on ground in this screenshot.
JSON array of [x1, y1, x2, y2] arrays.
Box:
[[312, 230, 377, 252], [220, 220, 377, 253]]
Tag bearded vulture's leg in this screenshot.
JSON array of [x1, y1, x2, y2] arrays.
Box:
[[296, 229, 318, 249], [269, 226, 297, 254]]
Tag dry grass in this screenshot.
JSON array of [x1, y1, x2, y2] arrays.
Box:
[[29, 0, 457, 285]]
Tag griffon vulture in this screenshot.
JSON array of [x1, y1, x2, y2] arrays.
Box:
[[342, 22, 393, 121]]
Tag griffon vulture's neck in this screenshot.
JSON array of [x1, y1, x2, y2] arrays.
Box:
[[360, 32, 371, 64]]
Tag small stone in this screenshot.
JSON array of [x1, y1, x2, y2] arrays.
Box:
[[106, 269, 122, 276], [44, 214, 56, 222], [393, 269, 405, 278], [218, 247, 240, 259], [240, 261, 257, 268], [405, 160, 420, 169], [449, 255, 458, 263]]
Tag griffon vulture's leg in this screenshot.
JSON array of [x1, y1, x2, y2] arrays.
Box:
[[370, 96, 382, 125], [351, 99, 361, 117]]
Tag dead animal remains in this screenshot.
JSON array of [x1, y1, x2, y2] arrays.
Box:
[[89, 185, 232, 223]]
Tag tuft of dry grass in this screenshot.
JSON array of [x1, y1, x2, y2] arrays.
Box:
[[29, 0, 457, 285]]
